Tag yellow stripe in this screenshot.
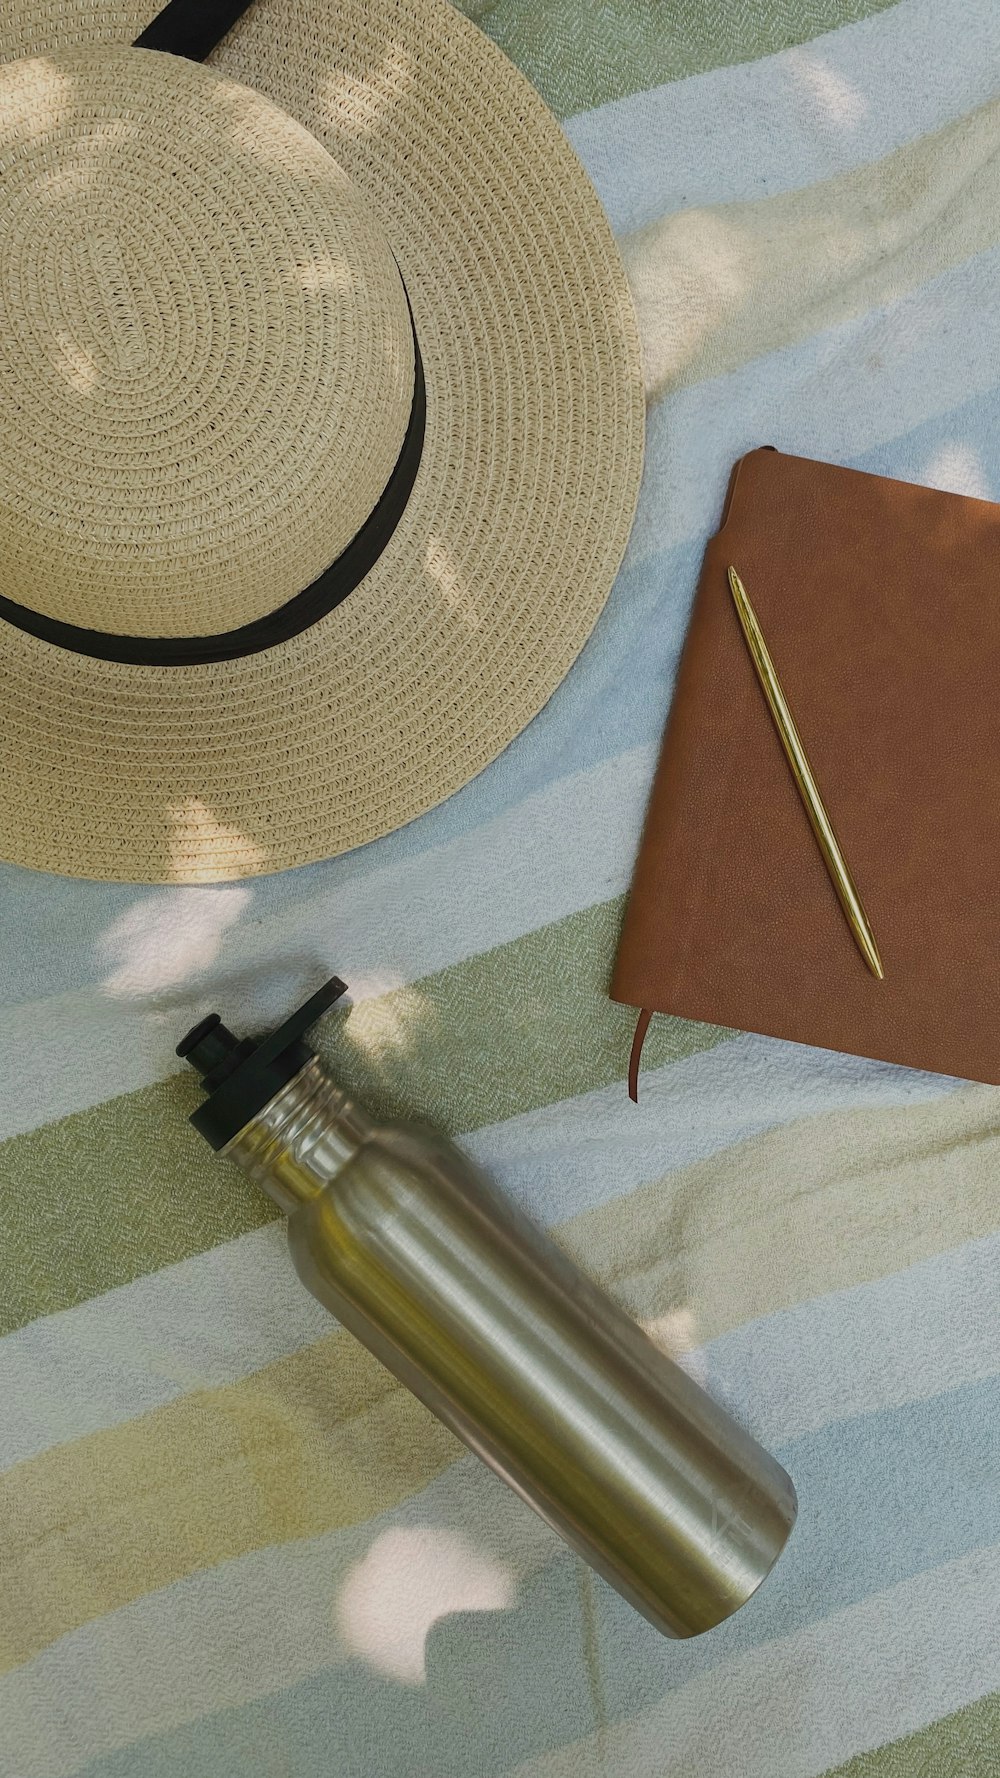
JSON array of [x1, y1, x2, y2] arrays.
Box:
[[560, 1080, 1000, 1348], [3, 1081, 997, 1673], [0, 1331, 460, 1675], [626, 95, 1000, 399]]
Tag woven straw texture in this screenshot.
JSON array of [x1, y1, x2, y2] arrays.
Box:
[[0, 0, 644, 881], [0, 48, 414, 636]]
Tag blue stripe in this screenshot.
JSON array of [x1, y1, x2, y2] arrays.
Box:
[[850, 381, 1000, 495]]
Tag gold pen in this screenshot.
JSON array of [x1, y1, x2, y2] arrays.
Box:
[[727, 564, 884, 981]]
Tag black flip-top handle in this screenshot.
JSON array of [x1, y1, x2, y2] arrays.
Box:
[[177, 976, 349, 1150], [252, 977, 349, 1071]]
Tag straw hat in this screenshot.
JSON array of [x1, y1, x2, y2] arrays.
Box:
[[0, 0, 644, 882]]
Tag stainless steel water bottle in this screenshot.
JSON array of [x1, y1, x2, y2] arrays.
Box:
[[178, 979, 796, 1639]]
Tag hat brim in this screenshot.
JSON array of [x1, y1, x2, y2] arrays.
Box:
[[0, 0, 644, 882]]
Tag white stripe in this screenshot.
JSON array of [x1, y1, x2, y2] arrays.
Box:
[[0, 745, 652, 1141], [468, 1029, 956, 1225], [511, 1543, 1000, 1778], [566, 0, 1000, 231], [0, 1224, 330, 1472], [699, 1231, 1000, 1445], [633, 244, 1000, 568], [0, 1034, 952, 1473]]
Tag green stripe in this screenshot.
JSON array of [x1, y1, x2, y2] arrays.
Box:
[[0, 898, 727, 1335], [321, 896, 725, 1131], [822, 1690, 1000, 1775], [452, 0, 904, 119], [0, 1074, 266, 1341]]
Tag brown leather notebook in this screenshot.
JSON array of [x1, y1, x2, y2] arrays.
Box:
[[613, 445, 1000, 1090]]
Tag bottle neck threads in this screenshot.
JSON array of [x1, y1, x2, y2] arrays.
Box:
[[223, 1058, 372, 1215]]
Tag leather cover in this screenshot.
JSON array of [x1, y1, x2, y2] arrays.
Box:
[[612, 445, 1000, 1085]]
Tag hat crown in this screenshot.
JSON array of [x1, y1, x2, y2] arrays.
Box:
[[0, 46, 414, 639], [55, 225, 149, 374]]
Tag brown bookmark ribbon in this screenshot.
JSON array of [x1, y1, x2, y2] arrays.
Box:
[[628, 1008, 652, 1103]]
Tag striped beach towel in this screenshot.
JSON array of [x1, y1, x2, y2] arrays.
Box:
[[3, 2, 1000, 1773]]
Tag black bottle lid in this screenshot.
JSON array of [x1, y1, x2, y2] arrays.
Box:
[[177, 977, 348, 1150]]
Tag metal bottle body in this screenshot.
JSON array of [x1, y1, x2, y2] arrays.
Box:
[[227, 1059, 796, 1639]]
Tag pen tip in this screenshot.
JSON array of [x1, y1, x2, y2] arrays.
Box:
[[866, 941, 885, 981]]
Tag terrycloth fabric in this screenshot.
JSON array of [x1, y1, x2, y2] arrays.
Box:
[[3, 2, 1000, 1773]]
